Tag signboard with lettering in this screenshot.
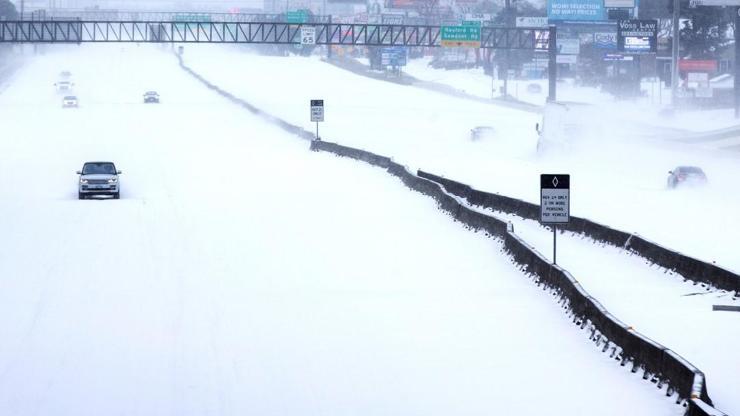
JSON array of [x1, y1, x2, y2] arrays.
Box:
[[440, 25, 481, 48], [380, 47, 407, 66], [558, 38, 580, 54], [516, 16, 549, 27], [286, 10, 309, 24], [540, 174, 570, 224], [310, 99, 324, 122], [301, 27, 316, 44], [605, 0, 636, 7], [617, 19, 657, 53], [678, 59, 718, 72], [548, 0, 605, 21], [594, 32, 617, 49]]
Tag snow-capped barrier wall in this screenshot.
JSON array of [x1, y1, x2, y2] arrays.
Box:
[[175, 50, 726, 416], [416, 171, 740, 295], [310, 139, 727, 416]]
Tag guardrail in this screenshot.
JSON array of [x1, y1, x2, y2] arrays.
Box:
[[416, 171, 740, 295], [309, 139, 727, 416], [173, 52, 728, 415]]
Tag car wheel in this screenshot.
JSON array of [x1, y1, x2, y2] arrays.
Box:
[[78, 192, 85, 200], [113, 192, 120, 200]]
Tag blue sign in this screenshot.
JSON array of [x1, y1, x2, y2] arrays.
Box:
[[594, 32, 617, 49], [548, 0, 605, 21], [381, 47, 407, 67]]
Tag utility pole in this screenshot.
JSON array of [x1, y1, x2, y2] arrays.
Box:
[[502, 0, 512, 99], [735, 8, 740, 117], [671, 0, 680, 107]]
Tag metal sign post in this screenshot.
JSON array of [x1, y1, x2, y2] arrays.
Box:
[[310, 99, 324, 140], [540, 174, 570, 264]]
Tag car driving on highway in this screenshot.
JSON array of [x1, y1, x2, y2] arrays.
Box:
[[62, 96, 78, 108], [77, 161, 121, 199], [667, 166, 708, 189], [144, 91, 160, 103]]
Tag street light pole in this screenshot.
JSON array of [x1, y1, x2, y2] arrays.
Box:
[[671, 0, 680, 106], [502, 0, 512, 98]]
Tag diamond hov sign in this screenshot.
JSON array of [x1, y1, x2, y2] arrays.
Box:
[[540, 174, 570, 223], [310, 99, 324, 122]]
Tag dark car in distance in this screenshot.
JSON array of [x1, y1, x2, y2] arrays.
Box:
[[667, 166, 708, 189], [144, 91, 160, 103]]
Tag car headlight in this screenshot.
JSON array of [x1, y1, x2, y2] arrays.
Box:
[[108, 178, 117, 183], [80, 179, 88, 184]]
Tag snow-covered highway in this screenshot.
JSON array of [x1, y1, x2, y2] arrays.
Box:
[[182, 45, 740, 276], [0, 45, 685, 415]]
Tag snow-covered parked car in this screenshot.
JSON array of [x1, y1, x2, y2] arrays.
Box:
[[62, 96, 78, 108], [667, 166, 708, 189], [77, 161, 121, 199], [470, 126, 495, 141], [59, 70, 72, 78], [143, 91, 160, 103]]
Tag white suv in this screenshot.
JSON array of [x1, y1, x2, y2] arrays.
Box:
[[77, 162, 121, 199]]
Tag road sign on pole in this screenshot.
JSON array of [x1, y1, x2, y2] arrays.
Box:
[[311, 99, 324, 140], [540, 174, 570, 264]]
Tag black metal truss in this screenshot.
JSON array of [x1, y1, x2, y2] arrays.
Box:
[[0, 21, 551, 50], [25, 10, 332, 23]]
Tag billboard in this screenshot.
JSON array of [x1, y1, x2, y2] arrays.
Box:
[[557, 38, 580, 54], [689, 0, 740, 5], [678, 60, 718, 72], [594, 32, 617, 48], [384, 0, 424, 8], [548, 0, 605, 21], [516, 16, 549, 27], [617, 19, 657, 53], [605, 0, 636, 7]]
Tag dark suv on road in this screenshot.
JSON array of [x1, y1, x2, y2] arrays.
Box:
[[77, 162, 121, 199]]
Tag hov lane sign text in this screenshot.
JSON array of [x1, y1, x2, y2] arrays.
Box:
[[310, 99, 324, 122], [540, 174, 570, 223]]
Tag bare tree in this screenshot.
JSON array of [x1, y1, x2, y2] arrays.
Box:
[[415, 0, 440, 23]]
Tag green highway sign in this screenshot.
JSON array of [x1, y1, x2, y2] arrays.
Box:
[[173, 13, 211, 31], [286, 10, 309, 24], [441, 25, 481, 47], [173, 13, 211, 22]]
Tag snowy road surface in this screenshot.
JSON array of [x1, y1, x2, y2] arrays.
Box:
[[182, 45, 740, 276], [0, 46, 683, 415]]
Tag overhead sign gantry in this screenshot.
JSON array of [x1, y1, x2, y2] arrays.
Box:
[[0, 20, 558, 101]]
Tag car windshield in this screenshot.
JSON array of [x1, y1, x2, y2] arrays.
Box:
[[82, 163, 115, 175], [679, 167, 704, 175], [64, 96, 76, 100]]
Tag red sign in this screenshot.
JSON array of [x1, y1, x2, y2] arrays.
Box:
[[678, 60, 718, 73]]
